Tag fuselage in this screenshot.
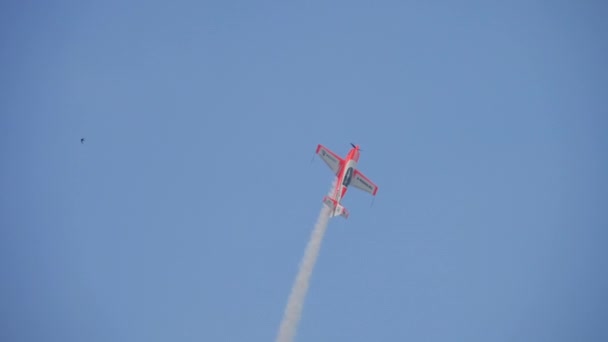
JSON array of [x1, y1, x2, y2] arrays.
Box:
[[333, 146, 360, 202]]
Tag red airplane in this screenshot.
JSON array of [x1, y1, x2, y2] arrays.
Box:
[[315, 143, 378, 218]]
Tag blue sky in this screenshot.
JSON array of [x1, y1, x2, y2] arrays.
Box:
[[1, 1, 607, 341]]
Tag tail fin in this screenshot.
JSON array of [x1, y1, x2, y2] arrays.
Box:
[[322, 196, 349, 219]]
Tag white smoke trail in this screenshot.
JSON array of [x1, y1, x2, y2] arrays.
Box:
[[275, 179, 337, 342]]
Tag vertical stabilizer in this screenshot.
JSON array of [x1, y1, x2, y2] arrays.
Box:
[[322, 196, 349, 219]]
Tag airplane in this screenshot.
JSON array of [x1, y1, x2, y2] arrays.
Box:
[[315, 143, 378, 219]]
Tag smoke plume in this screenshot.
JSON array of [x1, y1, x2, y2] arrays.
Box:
[[275, 180, 336, 342]]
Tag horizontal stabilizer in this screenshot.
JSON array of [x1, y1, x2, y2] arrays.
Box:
[[323, 196, 349, 219]]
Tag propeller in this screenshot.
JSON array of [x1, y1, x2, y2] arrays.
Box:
[[350, 142, 362, 150]]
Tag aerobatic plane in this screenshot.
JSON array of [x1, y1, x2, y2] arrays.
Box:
[[315, 143, 378, 219]]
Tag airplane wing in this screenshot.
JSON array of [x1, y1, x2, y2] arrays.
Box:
[[316, 144, 344, 174], [351, 169, 378, 196]]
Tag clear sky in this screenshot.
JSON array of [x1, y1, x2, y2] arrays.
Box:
[[1, 1, 607, 341]]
